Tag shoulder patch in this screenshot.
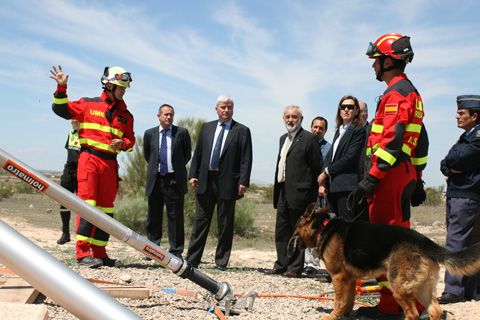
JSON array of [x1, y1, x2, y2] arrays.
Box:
[[385, 104, 398, 115], [477, 130, 480, 138], [117, 115, 127, 124]]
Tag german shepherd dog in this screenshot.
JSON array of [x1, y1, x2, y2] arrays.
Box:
[[289, 202, 480, 320]]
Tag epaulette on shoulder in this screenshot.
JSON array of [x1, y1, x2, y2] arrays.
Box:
[[123, 109, 134, 118], [82, 97, 102, 102], [385, 78, 418, 98]]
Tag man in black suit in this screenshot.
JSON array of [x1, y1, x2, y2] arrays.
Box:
[[265, 105, 323, 278], [144, 104, 191, 258], [186, 95, 253, 271]]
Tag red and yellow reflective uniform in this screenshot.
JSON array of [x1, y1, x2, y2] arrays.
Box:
[[366, 73, 426, 314], [52, 85, 135, 259]]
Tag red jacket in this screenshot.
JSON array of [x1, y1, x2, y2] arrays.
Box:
[[52, 85, 135, 155], [367, 74, 425, 180]]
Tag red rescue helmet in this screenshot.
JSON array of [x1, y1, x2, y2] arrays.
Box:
[[366, 33, 414, 64]]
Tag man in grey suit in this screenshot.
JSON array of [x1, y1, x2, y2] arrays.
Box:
[[144, 104, 191, 258], [265, 105, 323, 278], [186, 95, 253, 271]]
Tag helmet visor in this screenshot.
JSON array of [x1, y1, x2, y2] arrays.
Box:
[[366, 42, 382, 57], [116, 72, 132, 82]]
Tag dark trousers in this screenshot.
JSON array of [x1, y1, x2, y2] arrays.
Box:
[[273, 183, 304, 274], [444, 197, 480, 298], [146, 173, 185, 257], [186, 172, 236, 267], [59, 167, 77, 231], [328, 191, 369, 222]]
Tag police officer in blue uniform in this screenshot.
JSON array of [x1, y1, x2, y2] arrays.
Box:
[[438, 95, 480, 304]]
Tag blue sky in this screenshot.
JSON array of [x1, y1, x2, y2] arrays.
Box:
[[1, 0, 480, 187]]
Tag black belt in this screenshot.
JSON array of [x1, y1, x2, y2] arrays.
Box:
[[208, 170, 219, 176], [81, 147, 117, 161]]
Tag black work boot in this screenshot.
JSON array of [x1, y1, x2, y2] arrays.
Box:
[[57, 232, 71, 245]]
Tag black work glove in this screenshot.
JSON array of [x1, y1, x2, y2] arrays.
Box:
[[348, 174, 380, 209], [410, 178, 426, 207], [356, 174, 380, 198]]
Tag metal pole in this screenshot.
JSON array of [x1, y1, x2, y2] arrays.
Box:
[[0, 219, 142, 320], [0, 147, 232, 300]]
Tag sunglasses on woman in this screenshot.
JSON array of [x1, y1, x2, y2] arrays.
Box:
[[340, 104, 356, 110]]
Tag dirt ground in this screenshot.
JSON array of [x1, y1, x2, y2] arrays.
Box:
[[1, 194, 480, 319]]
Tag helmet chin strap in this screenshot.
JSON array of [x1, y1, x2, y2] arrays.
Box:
[[104, 84, 120, 102], [376, 56, 397, 82]]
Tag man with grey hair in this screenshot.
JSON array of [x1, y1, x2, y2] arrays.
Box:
[[265, 105, 323, 278], [186, 95, 253, 271]]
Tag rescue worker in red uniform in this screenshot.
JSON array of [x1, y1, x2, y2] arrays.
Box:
[[57, 119, 81, 245], [354, 33, 429, 318], [50, 65, 135, 268]]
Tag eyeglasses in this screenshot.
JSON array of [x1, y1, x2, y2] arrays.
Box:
[[340, 104, 356, 110]]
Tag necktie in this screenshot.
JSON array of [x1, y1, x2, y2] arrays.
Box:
[[159, 129, 169, 175], [277, 134, 292, 183], [210, 123, 225, 170]]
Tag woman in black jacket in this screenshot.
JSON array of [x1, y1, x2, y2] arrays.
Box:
[[317, 95, 367, 221]]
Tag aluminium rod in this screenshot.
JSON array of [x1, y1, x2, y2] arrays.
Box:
[[0, 147, 232, 300], [0, 219, 142, 319]]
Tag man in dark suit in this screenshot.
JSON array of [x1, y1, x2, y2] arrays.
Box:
[[186, 95, 253, 271], [265, 105, 323, 278], [144, 104, 191, 258]]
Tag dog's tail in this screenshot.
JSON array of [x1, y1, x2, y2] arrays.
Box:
[[441, 243, 480, 276]]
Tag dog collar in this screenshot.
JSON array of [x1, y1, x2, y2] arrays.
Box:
[[313, 219, 329, 243]]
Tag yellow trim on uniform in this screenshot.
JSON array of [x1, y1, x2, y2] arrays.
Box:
[[374, 148, 396, 166], [85, 199, 97, 207], [405, 123, 422, 133], [76, 234, 108, 246], [366, 143, 381, 156], [411, 155, 428, 166], [402, 143, 412, 156], [79, 138, 120, 154], [81, 123, 123, 138], [378, 281, 390, 289], [96, 206, 114, 214], [54, 97, 68, 104], [371, 124, 383, 133]]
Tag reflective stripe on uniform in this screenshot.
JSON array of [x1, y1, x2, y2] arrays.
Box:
[[76, 234, 108, 246], [79, 138, 121, 154], [54, 97, 68, 104], [374, 148, 396, 166], [411, 155, 428, 166], [405, 123, 422, 133], [81, 122, 124, 138]]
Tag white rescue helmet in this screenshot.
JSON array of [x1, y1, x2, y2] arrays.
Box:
[[101, 66, 132, 88]]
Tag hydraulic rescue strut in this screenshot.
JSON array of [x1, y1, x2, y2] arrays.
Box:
[[0, 147, 256, 316]]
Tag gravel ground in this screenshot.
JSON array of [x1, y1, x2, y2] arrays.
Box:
[[1, 218, 480, 319]]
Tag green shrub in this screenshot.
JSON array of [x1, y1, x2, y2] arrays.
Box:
[[184, 189, 257, 238], [116, 188, 257, 239], [262, 185, 274, 202], [233, 198, 257, 238], [115, 195, 148, 235], [14, 181, 38, 194], [0, 181, 15, 200], [424, 185, 445, 207]]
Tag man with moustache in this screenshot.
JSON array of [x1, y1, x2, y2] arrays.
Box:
[[265, 105, 323, 278], [438, 95, 480, 304]]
